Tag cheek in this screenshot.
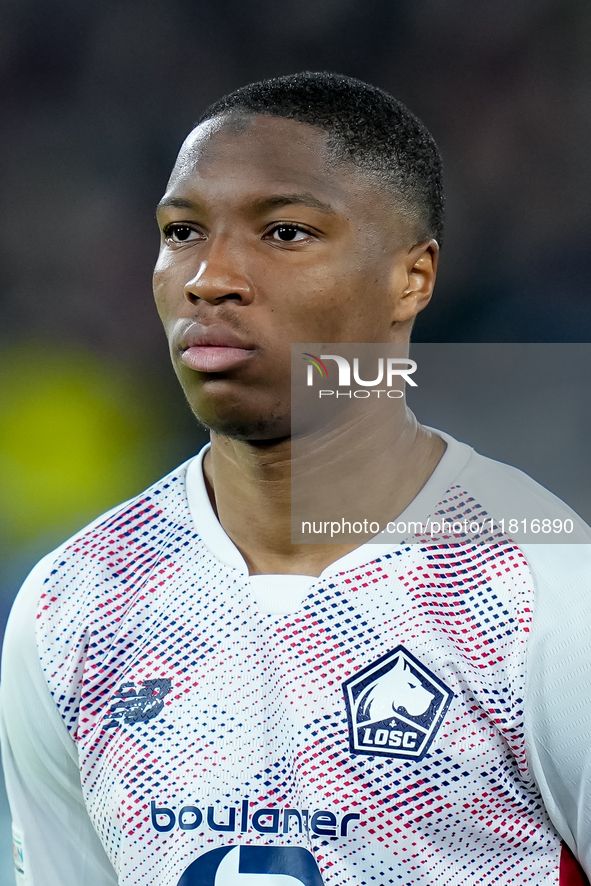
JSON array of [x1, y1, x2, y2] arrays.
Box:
[[152, 282, 170, 327], [275, 284, 347, 338], [152, 253, 181, 320], [153, 244, 176, 280], [291, 269, 388, 340]]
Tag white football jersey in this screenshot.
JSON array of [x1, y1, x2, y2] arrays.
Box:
[[2, 431, 591, 886]]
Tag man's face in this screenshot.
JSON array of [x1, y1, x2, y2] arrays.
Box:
[[154, 114, 431, 440]]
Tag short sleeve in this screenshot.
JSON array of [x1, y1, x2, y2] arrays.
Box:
[[0, 551, 118, 886], [523, 543, 591, 878]]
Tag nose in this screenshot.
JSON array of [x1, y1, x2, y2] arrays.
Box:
[[184, 235, 254, 306]]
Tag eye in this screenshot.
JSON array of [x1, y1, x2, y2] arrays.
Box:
[[163, 224, 203, 245], [267, 224, 311, 243]]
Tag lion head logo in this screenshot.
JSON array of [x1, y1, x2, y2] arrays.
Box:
[[355, 656, 435, 723]]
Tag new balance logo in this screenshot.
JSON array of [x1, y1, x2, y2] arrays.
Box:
[[105, 678, 172, 729], [342, 646, 453, 760]]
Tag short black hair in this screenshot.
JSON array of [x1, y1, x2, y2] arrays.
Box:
[[198, 72, 444, 246]]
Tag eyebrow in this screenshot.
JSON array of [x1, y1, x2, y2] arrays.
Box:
[[156, 197, 197, 213], [247, 193, 336, 215], [155, 192, 336, 216]]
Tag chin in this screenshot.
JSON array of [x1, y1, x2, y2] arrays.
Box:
[[189, 399, 291, 442]]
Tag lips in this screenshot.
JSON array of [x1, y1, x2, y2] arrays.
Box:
[[182, 345, 256, 372], [178, 325, 257, 373]]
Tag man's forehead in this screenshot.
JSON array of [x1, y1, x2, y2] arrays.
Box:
[[180, 113, 330, 162], [167, 114, 342, 196]]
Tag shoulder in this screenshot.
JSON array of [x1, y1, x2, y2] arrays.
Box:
[[452, 442, 591, 544], [41, 457, 191, 583], [3, 456, 196, 667], [1, 456, 200, 753], [449, 439, 591, 596]]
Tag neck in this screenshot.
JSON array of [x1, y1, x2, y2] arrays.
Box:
[[202, 404, 446, 577]]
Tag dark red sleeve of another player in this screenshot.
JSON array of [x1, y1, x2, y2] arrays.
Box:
[[561, 844, 590, 886]]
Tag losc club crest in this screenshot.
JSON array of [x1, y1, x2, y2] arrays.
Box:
[[342, 645, 453, 761]]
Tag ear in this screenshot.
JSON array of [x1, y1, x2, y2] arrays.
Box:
[[390, 239, 439, 325]]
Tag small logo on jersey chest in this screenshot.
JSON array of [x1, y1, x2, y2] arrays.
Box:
[[105, 678, 172, 729], [342, 645, 453, 760]]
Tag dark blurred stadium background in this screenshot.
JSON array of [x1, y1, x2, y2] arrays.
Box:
[[1, 0, 590, 878]]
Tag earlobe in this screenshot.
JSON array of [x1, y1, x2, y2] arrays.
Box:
[[391, 239, 439, 324]]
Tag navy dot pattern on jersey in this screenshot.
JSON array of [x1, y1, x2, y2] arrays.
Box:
[[36, 465, 562, 885]]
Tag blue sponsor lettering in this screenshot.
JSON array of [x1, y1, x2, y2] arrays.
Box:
[[151, 797, 360, 838]]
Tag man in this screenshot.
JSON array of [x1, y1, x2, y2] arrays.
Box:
[[2, 72, 591, 886]]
